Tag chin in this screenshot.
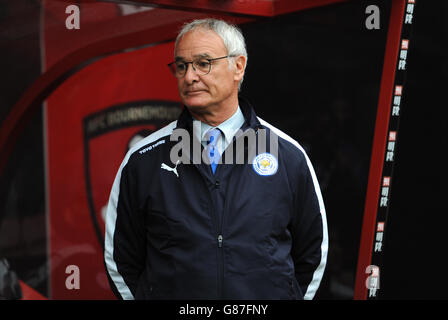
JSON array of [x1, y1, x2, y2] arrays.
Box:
[[182, 97, 210, 109]]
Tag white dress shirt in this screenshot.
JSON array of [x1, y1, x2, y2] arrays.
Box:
[[193, 106, 246, 155]]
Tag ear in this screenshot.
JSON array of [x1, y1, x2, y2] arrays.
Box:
[[233, 55, 246, 82]]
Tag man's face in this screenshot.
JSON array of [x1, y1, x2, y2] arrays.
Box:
[[174, 29, 241, 112]]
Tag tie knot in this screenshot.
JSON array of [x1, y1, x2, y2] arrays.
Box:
[[206, 128, 222, 145], [205, 128, 222, 174]]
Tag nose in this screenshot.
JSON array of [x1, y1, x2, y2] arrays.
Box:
[[184, 62, 199, 84]]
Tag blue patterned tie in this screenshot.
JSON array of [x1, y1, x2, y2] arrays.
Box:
[[205, 128, 222, 174]]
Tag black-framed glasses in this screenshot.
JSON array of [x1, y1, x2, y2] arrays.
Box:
[[167, 55, 231, 78]]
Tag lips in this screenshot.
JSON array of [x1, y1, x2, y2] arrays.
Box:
[[185, 90, 205, 95]]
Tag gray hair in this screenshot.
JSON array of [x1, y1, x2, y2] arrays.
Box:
[[175, 18, 248, 90]]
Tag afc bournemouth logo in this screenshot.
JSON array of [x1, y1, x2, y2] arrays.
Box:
[[83, 100, 181, 246]]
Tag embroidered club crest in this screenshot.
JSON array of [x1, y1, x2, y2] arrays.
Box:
[[252, 152, 278, 176]]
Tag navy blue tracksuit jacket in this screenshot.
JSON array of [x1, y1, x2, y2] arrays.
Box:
[[104, 98, 328, 300]]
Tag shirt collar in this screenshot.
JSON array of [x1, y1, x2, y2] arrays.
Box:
[[193, 106, 245, 144]]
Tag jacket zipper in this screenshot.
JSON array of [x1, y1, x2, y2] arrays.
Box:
[[194, 126, 261, 299], [193, 162, 224, 299], [217, 234, 223, 247], [215, 128, 260, 298], [216, 180, 225, 299]]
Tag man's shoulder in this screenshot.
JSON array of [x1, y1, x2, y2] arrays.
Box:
[[125, 120, 177, 163], [257, 117, 308, 161]]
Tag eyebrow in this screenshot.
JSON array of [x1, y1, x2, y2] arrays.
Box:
[[174, 53, 213, 61]]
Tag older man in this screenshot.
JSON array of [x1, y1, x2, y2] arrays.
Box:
[[104, 18, 328, 300]]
